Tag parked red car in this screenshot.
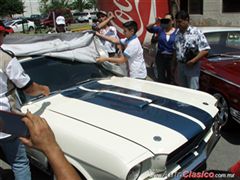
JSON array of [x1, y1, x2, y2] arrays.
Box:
[[199, 27, 240, 127], [41, 8, 74, 27]]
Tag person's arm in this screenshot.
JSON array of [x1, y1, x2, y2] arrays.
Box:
[[146, 17, 161, 32], [96, 53, 127, 64], [95, 31, 120, 44], [4, 57, 50, 97], [186, 50, 208, 66], [97, 12, 115, 29], [186, 29, 210, 66], [23, 82, 50, 96], [19, 111, 81, 180]]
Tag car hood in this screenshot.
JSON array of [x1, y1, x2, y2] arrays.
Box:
[[202, 59, 240, 85], [23, 77, 218, 156]]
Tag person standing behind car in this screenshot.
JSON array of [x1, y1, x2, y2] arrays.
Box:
[[146, 13, 176, 84], [55, 16, 67, 33], [48, 16, 70, 34], [173, 10, 210, 90], [96, 20, 147, 79], [0, 20, 50, 180], [93, 11, 118, 57]]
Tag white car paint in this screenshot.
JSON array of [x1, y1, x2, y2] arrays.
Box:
[[20, 76, 219, 180], [5, 19, 35, 32]]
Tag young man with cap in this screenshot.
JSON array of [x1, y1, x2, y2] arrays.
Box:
[[93, 11, 118, 57], [55, 16, 67, 33], [0, 20, 50, 180]]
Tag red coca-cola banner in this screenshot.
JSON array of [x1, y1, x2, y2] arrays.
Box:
[[97, 0, 169, 43]]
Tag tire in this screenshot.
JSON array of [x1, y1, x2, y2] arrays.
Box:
[[28, 26, 34, 32], [214, 93, 229, 127]]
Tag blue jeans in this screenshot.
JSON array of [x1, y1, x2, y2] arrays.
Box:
[[0, 138, 31, 180], [177, 62, 200, 90]]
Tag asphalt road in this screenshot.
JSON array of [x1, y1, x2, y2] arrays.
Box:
[[207, 125, 240, 171]]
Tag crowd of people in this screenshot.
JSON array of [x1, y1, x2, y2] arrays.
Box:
[[0, 9, 239, 180], [94, 10, 209, 90]]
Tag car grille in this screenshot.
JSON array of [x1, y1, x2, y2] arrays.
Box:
[[166, 127, 210, 167]]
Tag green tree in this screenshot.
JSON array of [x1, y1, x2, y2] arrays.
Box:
[[0, 0, 24, 17], [88, 0, 96, 10], [40, 0, 71, 14], [70, 0, 96, 12]]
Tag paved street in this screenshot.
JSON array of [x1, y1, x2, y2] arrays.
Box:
[[207, 125, 240, 171]]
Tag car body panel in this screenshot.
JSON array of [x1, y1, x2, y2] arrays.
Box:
[[5, 19, 35, 32], [3, 32, 219, 179], [199, 27, 240, 124], [21, 76, 218, 179]]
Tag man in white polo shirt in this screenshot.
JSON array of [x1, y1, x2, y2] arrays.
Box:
[[96, 20, 147, 79], [0, 20, 50, 180]]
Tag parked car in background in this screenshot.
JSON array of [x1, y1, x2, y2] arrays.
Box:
[[29, 14, 47, 29], [4, 19, 35, 32], [199, 27, 240, 127], [75, 11, 98, 23], [3, 32, 220, 180], [41, 8, 74, 27]]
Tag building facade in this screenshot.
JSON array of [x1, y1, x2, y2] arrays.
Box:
[[171, 0, 240, 27], [22, 0, 41, 16]]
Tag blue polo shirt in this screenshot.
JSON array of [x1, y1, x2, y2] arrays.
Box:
[[149, 26, 176, 54]]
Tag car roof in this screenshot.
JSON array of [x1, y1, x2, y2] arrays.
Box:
[[198, 26, 240, 33]]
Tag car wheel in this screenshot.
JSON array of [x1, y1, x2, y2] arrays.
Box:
[[214, 93, 229, 127], [28, 26, 34, 32]]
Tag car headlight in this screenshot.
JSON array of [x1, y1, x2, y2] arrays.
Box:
[[151, 154, 167, 173], [126, 163, 141, 180]]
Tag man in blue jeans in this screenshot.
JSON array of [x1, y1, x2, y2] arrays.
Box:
[[0, 20, 50, 180]]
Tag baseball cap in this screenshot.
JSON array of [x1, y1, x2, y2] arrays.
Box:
[[97, 10, 107, 18], [0, 20, 13, 34], [56, 16, 66, 25]]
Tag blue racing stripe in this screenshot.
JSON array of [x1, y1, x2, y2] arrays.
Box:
[[62, 86, 204, 139], [81, 81, 213, 127]]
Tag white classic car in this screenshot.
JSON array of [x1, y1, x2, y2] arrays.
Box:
[[4, 32, 221, 180], [4, 18, 35, 32]]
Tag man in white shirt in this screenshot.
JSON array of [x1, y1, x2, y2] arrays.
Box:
[[0, 20, 50, 180], [96, 20, 147, 79]]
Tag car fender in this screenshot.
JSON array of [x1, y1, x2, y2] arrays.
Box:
[[65, 155, 93, 180]]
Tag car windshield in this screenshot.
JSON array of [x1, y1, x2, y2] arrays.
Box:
[[205, 31, 240, 58], [17, 56, 114, 104], [5, 21, 14, 26]]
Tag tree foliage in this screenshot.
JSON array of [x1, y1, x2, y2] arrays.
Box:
[[40, 0, 96, 14], [0, 0, 24, 17], [40, 0, 71, 14]]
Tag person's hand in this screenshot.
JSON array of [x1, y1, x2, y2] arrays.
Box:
[[108, 12, 115, 20], [96, 57, 107, 63], [186, 59, 197, 67], [155, 17, 161, 23], [41, 85, 50, 96], [95, 31, 101, 37], [19, 111, 59, 155]]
